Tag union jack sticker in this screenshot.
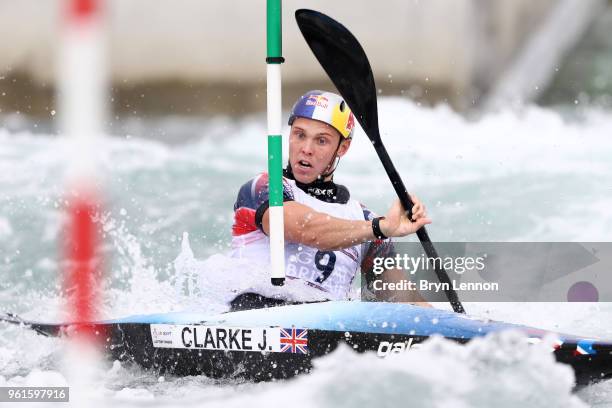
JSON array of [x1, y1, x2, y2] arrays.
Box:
[[280, 328, 308, 354]]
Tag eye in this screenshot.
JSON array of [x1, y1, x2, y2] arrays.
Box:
[[317, 137, 327, 145], [293, 130, 305, 139]]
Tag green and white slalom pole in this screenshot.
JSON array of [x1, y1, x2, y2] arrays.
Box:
[[267, 0, 285, 286]]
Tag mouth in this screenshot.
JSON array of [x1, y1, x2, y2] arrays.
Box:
[[296, 160, 312, 169]]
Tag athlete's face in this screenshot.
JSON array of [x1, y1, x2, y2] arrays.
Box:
[[289, 117, 351, 184]]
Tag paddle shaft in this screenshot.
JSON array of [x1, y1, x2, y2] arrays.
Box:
[[293, 8, 465, 314], [374, 141, 466, 314]]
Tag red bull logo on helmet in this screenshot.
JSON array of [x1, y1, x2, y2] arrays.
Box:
[[305, 94, 329, 109]]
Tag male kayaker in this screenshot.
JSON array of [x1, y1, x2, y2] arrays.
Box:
[[230, 90, 431, 310]]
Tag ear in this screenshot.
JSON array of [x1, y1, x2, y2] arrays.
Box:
[[336, 138, 351, 158]]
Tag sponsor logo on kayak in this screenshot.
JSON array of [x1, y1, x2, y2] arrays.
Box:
[[376, 338, 420, 357], [150, 326, 173, 346], [149, 324, 308, 354]]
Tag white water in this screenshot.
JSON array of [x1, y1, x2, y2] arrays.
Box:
[[1, 98, 612, 406]]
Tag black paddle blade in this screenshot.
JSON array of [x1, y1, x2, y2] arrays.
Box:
[[295, 9, 380, 142]]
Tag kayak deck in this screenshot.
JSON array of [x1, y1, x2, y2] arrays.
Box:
[[3, 302, 612, 385]]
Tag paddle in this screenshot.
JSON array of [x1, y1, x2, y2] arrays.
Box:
[[295, 9, 465, 314]]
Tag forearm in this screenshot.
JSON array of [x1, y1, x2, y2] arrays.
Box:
[[262, 201, 375, 251], [289, 212, 374, 251]]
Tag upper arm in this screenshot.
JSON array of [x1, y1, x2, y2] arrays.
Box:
[[233, 173, 294, 237]]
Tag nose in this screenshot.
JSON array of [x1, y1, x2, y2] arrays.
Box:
[[300, 138, 314, 156]]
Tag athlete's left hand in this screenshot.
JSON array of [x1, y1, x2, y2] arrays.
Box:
[[380, 195, 432, 237]]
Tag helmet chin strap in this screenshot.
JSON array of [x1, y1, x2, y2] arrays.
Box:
[[319, 138, 344, 180]]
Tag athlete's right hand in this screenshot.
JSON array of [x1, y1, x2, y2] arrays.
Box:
[[380, 196, 431, 238]]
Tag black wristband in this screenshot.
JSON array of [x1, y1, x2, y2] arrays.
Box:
[[372, 217, 387, 240]]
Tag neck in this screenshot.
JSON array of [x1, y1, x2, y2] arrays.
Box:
[[283, 164, 350, 204], [321, 173, 333, 182]]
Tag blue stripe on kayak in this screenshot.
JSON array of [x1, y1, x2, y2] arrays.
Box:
[[103, 301, 604, 343]]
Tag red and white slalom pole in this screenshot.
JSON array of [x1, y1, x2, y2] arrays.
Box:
[[59, 0, 108, 344]]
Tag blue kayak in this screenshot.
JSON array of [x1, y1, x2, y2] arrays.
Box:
[[2, 301, 611, 385]]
